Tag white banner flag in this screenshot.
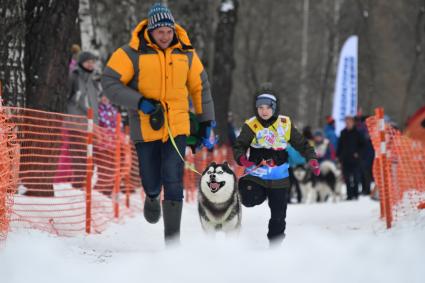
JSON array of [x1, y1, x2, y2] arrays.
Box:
[[332, 35, 358, 136]]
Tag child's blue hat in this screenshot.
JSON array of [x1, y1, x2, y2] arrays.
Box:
[[255, 93, 277, 114]]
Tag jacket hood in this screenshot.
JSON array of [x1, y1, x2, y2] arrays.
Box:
[[129, 19, 193, 51]]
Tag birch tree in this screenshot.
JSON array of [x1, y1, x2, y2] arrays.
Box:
[[211, 0, 239, 145]]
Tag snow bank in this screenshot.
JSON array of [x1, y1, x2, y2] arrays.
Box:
[[11, 184, 114, 235], [1, 197, 424, 283]]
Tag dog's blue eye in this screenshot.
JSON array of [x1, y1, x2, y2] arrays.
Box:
[[217, 171, 223, 174]]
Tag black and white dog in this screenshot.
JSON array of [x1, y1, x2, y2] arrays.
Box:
[[198, 162, 241, 234], [292, 160, 343, 203]]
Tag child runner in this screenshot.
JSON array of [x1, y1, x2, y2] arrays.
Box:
[[233, 89, 320, 246]]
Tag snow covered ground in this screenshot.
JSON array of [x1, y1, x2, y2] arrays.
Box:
[[1, 197, 424, 283]]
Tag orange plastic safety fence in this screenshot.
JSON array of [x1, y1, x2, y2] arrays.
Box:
[[0, 105, 242, 238], [366, 111, 425, 227], [1, 107, 143, 236], [0, 108, 19, 242]]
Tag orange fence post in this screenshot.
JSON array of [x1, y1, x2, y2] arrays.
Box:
[[374, 109, 385, 219], [85, 108, 94, 234], [376, 107, 392, 229], [113, 114, 122, 219], [125, 126, 131, 209], [368, 106, 425, 226]]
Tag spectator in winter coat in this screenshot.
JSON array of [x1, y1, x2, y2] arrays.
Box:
[[313, 129, 336, 163], [54, 43, 81, 184], [233, 88, 318, 246], [337, 116, 364, 200], [101, 3, 215, 245], [98, 95, 118, 129], [67, 51, 100, 123], [324, 115, 338, 152], [94, 95, 119, 195], [68, 44, 81, 73], [356, 115, 375, 195], [66, 51, 100, 190]]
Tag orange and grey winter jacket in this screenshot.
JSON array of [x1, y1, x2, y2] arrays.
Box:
[[101, 19, 215, 142]]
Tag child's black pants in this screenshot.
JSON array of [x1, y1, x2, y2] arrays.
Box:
[[238, 177, 288, 242]]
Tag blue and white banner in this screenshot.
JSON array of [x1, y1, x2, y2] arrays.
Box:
[[332, 35, 358, 136]]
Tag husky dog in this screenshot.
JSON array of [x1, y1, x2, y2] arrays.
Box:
[[292, 160, 343, 203], [198, 162, 241, 234], [291, 165, 315, 203]]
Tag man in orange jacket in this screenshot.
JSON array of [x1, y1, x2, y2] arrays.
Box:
[[101, 3, 215, 245]]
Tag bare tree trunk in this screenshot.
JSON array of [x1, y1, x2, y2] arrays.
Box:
[[79, 0, 96, 52], [22, 0, 79, 196], [298, 0, 310, 127], [212, 0, 238, 146], [401, 1, 425, 124], [25, 0, 79, 113], [317, 0, 340, 125], [0, 0, 26, 107], [80, 0, 139, 60], [354, 0, 377, 116]]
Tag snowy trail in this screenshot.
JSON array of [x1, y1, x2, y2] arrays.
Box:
[[1, 197, 424, 283]]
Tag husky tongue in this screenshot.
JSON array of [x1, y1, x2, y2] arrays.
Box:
[[210, 182, 220, 190]]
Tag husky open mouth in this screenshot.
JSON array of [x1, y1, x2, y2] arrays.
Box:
[[207, 181, 226, 193], [199, 162, 241, 233]]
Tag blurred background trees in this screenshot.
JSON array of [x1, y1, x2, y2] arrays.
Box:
[[1, 0, 424, 141]]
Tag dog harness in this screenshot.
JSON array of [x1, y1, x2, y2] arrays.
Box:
[[244, 115, 292, 180]]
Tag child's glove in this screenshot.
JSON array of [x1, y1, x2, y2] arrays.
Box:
[[138, 97, 157, 114], [308, 159, 320, 176], [239, 155, 255, 168]]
